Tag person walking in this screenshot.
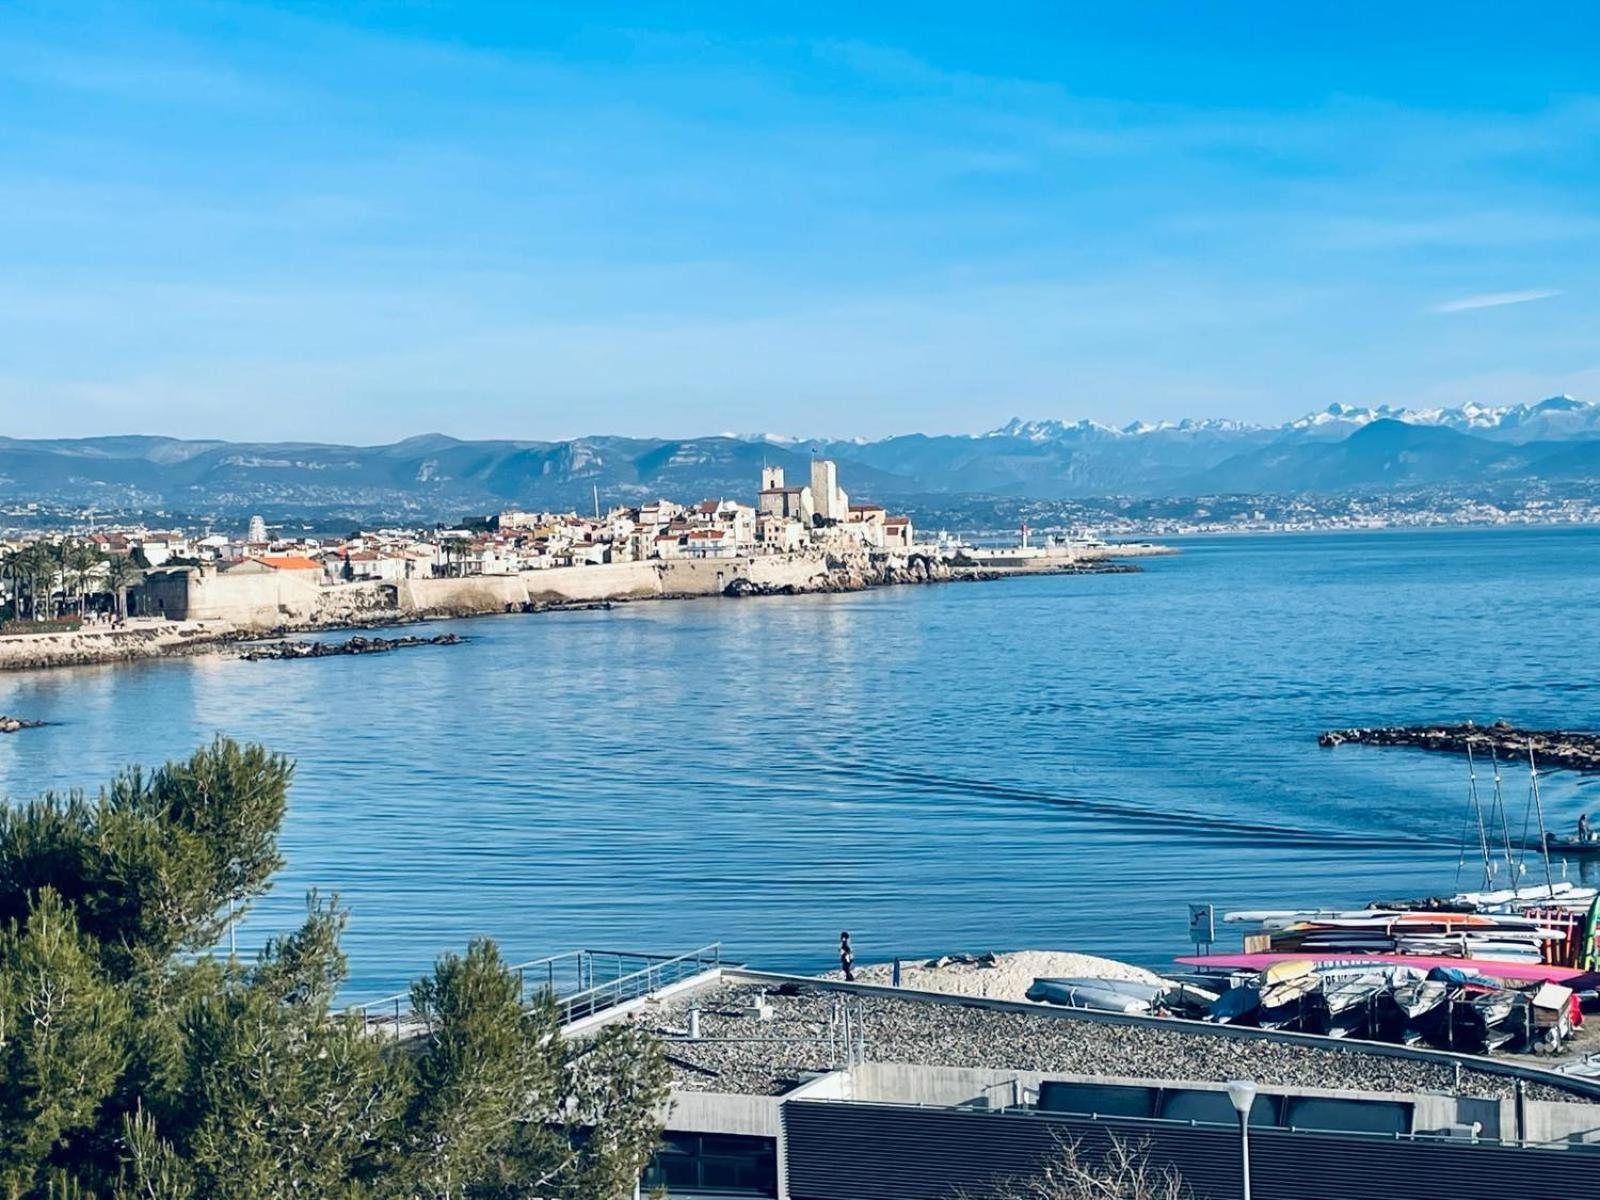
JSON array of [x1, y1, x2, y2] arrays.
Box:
[[839, 931, 854, 982]]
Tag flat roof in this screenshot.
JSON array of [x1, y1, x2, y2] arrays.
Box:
[[647, 979, 1597, 1105]]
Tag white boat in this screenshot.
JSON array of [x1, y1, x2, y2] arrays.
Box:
[[1456, 882, 1596, 908], [1025, 977, 1165, 1014]]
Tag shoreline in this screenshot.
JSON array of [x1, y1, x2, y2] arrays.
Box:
[[0, 553, 1151, 676]]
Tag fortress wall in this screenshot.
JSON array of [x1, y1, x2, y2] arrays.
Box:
[[658, 552, 833, 596], [178, 570, 328, 628], [396, 575, 531, 615], [519, 561, 663, 602]]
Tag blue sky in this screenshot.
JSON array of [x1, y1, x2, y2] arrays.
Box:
[[3, 2, 1598, 442]]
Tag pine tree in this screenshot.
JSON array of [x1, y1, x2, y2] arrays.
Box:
[[0, 890, 129, 1197], [0, 739, 669, 1200]]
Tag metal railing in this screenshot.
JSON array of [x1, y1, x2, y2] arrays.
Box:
[[340, 943, 721, 1039], [558, 943, 722, 1024]]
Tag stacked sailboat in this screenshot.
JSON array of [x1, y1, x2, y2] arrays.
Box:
[[1173, 738, 1595, 1053], [1182, 957, 1571, 1053], [1228, 909, 1568, 964]]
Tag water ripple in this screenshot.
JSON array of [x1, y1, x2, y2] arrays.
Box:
[[0, 527, 1595, 995]]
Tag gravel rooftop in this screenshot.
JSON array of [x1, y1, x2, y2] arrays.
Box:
[[647, 982, 1595, 1104]]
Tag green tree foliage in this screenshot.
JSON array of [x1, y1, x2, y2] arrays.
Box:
[[0, 891, 130, 1197], [397, 942, 670, 1200], [0, 738, 290, 973], [0, 740, 669, 1200]]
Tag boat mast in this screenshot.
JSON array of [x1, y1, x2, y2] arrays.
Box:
[[1488, 744, 1517, 878], [1529, 741, 1555, 895], [1465, 740, 1494, 889]]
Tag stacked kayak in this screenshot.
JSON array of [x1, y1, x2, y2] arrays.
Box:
[[1452, 882, 1598, 915], [1177, 951, 1583, 983], [1226, 909, 1571, 964], [1189, 877, 1600, 1054]]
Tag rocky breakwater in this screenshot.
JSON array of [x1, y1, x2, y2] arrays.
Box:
[[0, 620, 229, 672], [0, 716, 44, 733], [1319, 720, 1600, 771], [238, 633, 464, 662], [722, 552, 1136, 597]]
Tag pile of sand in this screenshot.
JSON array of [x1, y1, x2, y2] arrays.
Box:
[[829, 949, 1161, 1003]]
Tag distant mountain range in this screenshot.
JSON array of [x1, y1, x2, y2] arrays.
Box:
[[3, 396, 1598, 521]]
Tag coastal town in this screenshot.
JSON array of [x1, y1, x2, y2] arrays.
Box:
[[0, 458, 1157, 669], [5, 457, 915, 588], [14, 5, 1597, 1197]]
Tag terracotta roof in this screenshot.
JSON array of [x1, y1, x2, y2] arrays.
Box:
[[254, 555, 322, 571]]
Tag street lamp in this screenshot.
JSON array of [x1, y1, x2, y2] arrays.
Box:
[[1225, 1080, 1258, 1200]]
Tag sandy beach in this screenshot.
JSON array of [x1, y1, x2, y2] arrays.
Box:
[[824, 949, 1162, 1003]]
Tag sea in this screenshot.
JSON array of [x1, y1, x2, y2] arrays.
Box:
[[1, 526, 1597, 1001]]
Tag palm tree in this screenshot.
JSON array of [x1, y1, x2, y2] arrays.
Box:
[[11, 544, 56, 622], [105, 556, 142, 621], [63, 540, 102, 617], [32, 543, 61, 620], [444, 537, 474, 578], [0, 547, 21, 621]]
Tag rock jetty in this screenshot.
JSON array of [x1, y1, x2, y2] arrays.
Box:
[[721, 553, 1136, 597], [239, 633, 464, 662], [1319, 721, 1600, 771], [0, 716, 44, 733]]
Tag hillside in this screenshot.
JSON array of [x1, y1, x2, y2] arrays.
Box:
[[2, 396, 1597, 520]]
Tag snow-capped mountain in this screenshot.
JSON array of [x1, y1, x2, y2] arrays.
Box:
[[985, 417, 1123, 441], [982, 396, 1600, 445], [1428, 394, 1600, 440], [0, 395, 1596, 515]]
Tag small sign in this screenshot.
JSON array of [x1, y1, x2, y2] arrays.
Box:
[[1188, 903, 1215, 945]]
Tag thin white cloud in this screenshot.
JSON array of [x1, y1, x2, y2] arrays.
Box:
[[1432, 288, 1561, 314]]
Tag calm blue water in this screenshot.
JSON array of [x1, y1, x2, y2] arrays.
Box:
[[0, 528, 1597, 999]]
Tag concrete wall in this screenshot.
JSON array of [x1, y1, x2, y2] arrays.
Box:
[[1521, 1095, 1600, 1145], [667, 1091, 781, 1137]]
